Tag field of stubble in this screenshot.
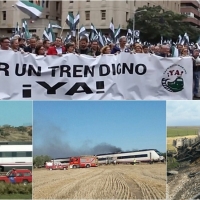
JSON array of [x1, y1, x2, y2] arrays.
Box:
[[33, 164, 166, 199]]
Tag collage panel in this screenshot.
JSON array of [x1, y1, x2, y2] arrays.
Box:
[[32, 101, 166, 199], [0, 101, 32, 200], [167, 101, 200, 200]]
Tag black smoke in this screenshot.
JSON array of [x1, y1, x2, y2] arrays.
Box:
[[33, 121, 123, 159]]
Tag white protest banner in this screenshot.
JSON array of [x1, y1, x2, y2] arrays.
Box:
[[0, 50, 193, 100]]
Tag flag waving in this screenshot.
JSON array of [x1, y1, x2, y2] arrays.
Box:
[[16, 0, 43, 20]]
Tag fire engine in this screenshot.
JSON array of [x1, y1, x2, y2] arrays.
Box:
[[45, 162, 68, 170], [69, 156, 98, 168]]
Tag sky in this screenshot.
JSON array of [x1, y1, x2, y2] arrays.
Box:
[[0, 101, 32, 126], [167, 101, 200, 126], [33, 101, 166, 158]]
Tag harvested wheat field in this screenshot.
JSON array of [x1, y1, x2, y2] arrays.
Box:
[[33, 164, 166, 199]]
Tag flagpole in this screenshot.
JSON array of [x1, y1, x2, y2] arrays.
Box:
[[77, 1, 80, 46], [77, 20, 79, 45], [60, 22, 66, 38]]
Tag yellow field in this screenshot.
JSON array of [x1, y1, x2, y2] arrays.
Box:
[[33, 164, 166, 199], [167, 135, 197, 151]]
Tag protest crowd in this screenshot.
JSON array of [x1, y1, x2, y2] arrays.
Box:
[[0, 34, 199, 99]]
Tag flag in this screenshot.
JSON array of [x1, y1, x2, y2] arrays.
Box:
[[110, 18, 115, 34], [171, 46, 179, 57], [184, 33, 189, 44], [114, 25, 120, 39], [110, 18, 115, 42], [15, 22, 20, 35], [47, 23, 55, 42], [22, 20, 31, 39], [52, 25, 62, 29], [98, 31, 106, 47], [65, 35, 72, 43], [73, 12, 80, 30], [79, 25, 89, 38], [178, 35, 182, 44], [66, 12, 74, 30], [43, 27, 49, 40], [16, 0, 43, 20], [90, 23, 98, 41]]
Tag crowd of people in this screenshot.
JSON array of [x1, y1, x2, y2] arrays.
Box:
[[0, 34, 199, 98]]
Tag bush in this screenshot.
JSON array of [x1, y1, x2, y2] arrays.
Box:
[[0, 183, 32, 195]]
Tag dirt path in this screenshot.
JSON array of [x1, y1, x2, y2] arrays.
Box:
[[33, 164, 166, 199]]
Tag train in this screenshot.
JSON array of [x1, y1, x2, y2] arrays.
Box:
[[49, 149, 164, 167], [0, 141, 32, 172], [96, 149, 164, 164]]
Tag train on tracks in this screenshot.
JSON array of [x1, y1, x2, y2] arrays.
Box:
[[0, 141, 32, 172], [96, 149, 165, 164]]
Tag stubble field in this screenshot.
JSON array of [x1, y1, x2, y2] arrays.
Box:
[[33, 164, 166, 199]]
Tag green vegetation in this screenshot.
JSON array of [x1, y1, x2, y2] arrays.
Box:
[[0, 125, 32, 141], [167, 126, 199, 137], [0, 183, 32, 195], [0, 194, 31, 199], [127, 5, 200, 43], [167, 156, 179, 170], [33, 155, 52, 168]]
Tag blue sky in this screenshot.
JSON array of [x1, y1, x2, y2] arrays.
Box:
[[0, 101, 32, 126], [33, 101, 166, 157], [167, 101, 200, 126]]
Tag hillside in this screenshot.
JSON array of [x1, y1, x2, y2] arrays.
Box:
[[0, 125, 32, 142]]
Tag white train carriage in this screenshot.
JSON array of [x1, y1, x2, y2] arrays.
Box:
[[97, 149, 164, 164], [51, 157, 70, 165], [0, 142, 32, 172]]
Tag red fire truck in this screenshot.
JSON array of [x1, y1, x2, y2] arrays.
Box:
[[69, 156, 98, 168], [45, 162, 68, 170]]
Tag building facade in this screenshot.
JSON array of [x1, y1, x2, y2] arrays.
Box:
[[0, 0, 181, 38], [0, 0, 61, 38], [181, 0, 200, 28], [61, 0, 181, 37]]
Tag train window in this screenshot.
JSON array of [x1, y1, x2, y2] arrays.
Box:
[[98, 158, 107, 161], [2, 152, 12, 157], [135, 154, 147, 158], [26, 152, 32, 157]]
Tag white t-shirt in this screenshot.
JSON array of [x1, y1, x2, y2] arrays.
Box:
[[56, 47, 62, 54]]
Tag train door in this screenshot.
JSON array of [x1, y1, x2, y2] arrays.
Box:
[[150, 152, 152, 163]]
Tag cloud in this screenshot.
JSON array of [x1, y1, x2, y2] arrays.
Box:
[[166, 101, 200, 126]]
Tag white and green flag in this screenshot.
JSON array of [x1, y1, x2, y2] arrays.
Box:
[[114, 25, 121, 39], [47, 23, 55, 42], [66, 12, 74, 30], [16, 0, 43, 19], [22, 20, 31, 39]]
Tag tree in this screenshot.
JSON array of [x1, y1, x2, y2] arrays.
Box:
[[28, 130, 32, 136], [16, 126, 27, 132], [127, 5, 200, 43], [33, 155, 52, 168]]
